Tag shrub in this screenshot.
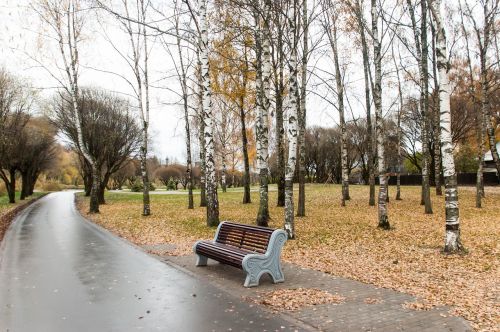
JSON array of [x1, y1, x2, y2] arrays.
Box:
[[42, 181, 62, 192], [130, 180, 156, 192]]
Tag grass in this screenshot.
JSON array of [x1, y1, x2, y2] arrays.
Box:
[[0, 192, 46, 213], [78, 184, 499, 331]]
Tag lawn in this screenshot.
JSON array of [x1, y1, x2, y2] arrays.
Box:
[[0, 192, 47, 241], [78, 184, 499, 331], [0, 191, 46, 214]]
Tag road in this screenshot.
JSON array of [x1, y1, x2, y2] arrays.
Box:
[[0, 192, 299, 332]]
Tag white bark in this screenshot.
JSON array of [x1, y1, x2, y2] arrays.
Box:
[[199, 0, 219, 226], [284, 0, 299, 240], [429, 0, 462, 253], [371, 0, 389, 229]]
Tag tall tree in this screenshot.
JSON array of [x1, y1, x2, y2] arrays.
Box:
[[346, 0, 376, 206], [297, 0, 308, 216], [322, 0, 350, 206], [406, 0, 433, 214], [429, 0, 463, 253], [255, 0, 271, 226], [35, 0, 100, 213], [371, 0, 390, 229], [95, 0, 153, 215], [199, 0, 219, 226], [284, 0, 299, 239], [270, 0, 286, 207]]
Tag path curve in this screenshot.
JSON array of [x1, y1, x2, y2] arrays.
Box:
[[0, 192, 300, 331]]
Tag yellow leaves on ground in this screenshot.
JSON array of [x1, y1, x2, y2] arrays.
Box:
[[254, 288, 345, 311], [79, 184, 500, 331]]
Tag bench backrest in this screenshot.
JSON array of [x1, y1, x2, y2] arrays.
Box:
[[215, 222, 274, 254]]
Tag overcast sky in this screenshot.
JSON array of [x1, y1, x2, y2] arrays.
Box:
[[0, 0, 424, 164]]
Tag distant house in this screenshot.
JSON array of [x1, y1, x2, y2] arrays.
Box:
[[484, 141, 500, 173]]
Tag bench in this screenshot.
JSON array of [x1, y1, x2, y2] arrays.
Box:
[[193, 221, 287, 287]]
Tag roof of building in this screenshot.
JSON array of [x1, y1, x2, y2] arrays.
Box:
[[484, 142, 500, 161]]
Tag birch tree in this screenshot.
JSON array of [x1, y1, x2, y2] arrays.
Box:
[[322, 0, 350, 206], [429, 0, 463, 253], [95, 0, 152, 216], [199, 0, 219, 226], [254, 0, 271, 227], [284, 0, 299, 239], [169, 0, 194, 208], [371, 0, 390, 229], [406, 0, 433, 214], [297, 0, 308, 216], [345, 0, 376, 206], [34, 0, 100, 213]]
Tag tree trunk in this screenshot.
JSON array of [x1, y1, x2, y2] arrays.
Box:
[[430, 0, 462, 253], [221, 160, 227, 193], [256, 2, 270, 227], [297, 0, 308, 217], [89, 165, 100, 213], [392, 44, 403, 201], [328, 15, 349, 206], [275, 10, 286, 208], [284, 0, 299, 240], [20, 171, 29, 200], [240, 98, 251, 204], [140, 137, 151, 216], [420, 0, 432, 214], [200, 0, 219, 226], [176, 29, 194, 209], [431, 21, 442, 196], [355, 4, 375, 206], [371, 0, 389, 229], [196, 55, 207, 208], [8, 169, 16, 204]]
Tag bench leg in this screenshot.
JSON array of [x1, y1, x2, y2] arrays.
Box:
[[244, 272, 260, 288], [195, 254, 208, 266], [269, 264, 285, 284]]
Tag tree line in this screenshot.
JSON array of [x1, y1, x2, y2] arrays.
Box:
[[20, 0, 500, 254]]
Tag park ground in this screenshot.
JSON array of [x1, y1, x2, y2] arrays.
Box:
[[78, 184, 499, 331]]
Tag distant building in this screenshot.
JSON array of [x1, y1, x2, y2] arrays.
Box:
[[484, 141, 500, 173]]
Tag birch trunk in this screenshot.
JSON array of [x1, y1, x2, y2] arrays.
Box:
[[392, 44, 403, 201], [140, 3, 151, 216], [284, 0, 299, 240], [327, 13, 349, 205], [197, 59, 207, 207], [429, 0, 462, 253], [199, 0, 219, 226], [57, 1, 99, 213], [297, 0, 308, 217], [255, 0, 270, 226], [407, 0, 432, 213], [176, 20, 194, 209], [431, 22, 442, 196], [240, 94, 251, 203], [275, 48, 286, 207], [354, 2, 375, 205], [420, 0, 432, 213], [371, 0, 389, 229]]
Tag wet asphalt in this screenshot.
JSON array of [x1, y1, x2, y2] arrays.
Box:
[[0, 192, 298, 332]]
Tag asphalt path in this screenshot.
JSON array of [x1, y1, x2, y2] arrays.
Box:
[[0, 192, 298, 332]]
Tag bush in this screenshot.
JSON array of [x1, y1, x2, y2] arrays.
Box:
[[166, 178, 177, 191], [42, 181, 62, 192], [130, 180, 156, 192]]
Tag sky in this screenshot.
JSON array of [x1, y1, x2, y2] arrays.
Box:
[[0, 0, 421, 164]]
